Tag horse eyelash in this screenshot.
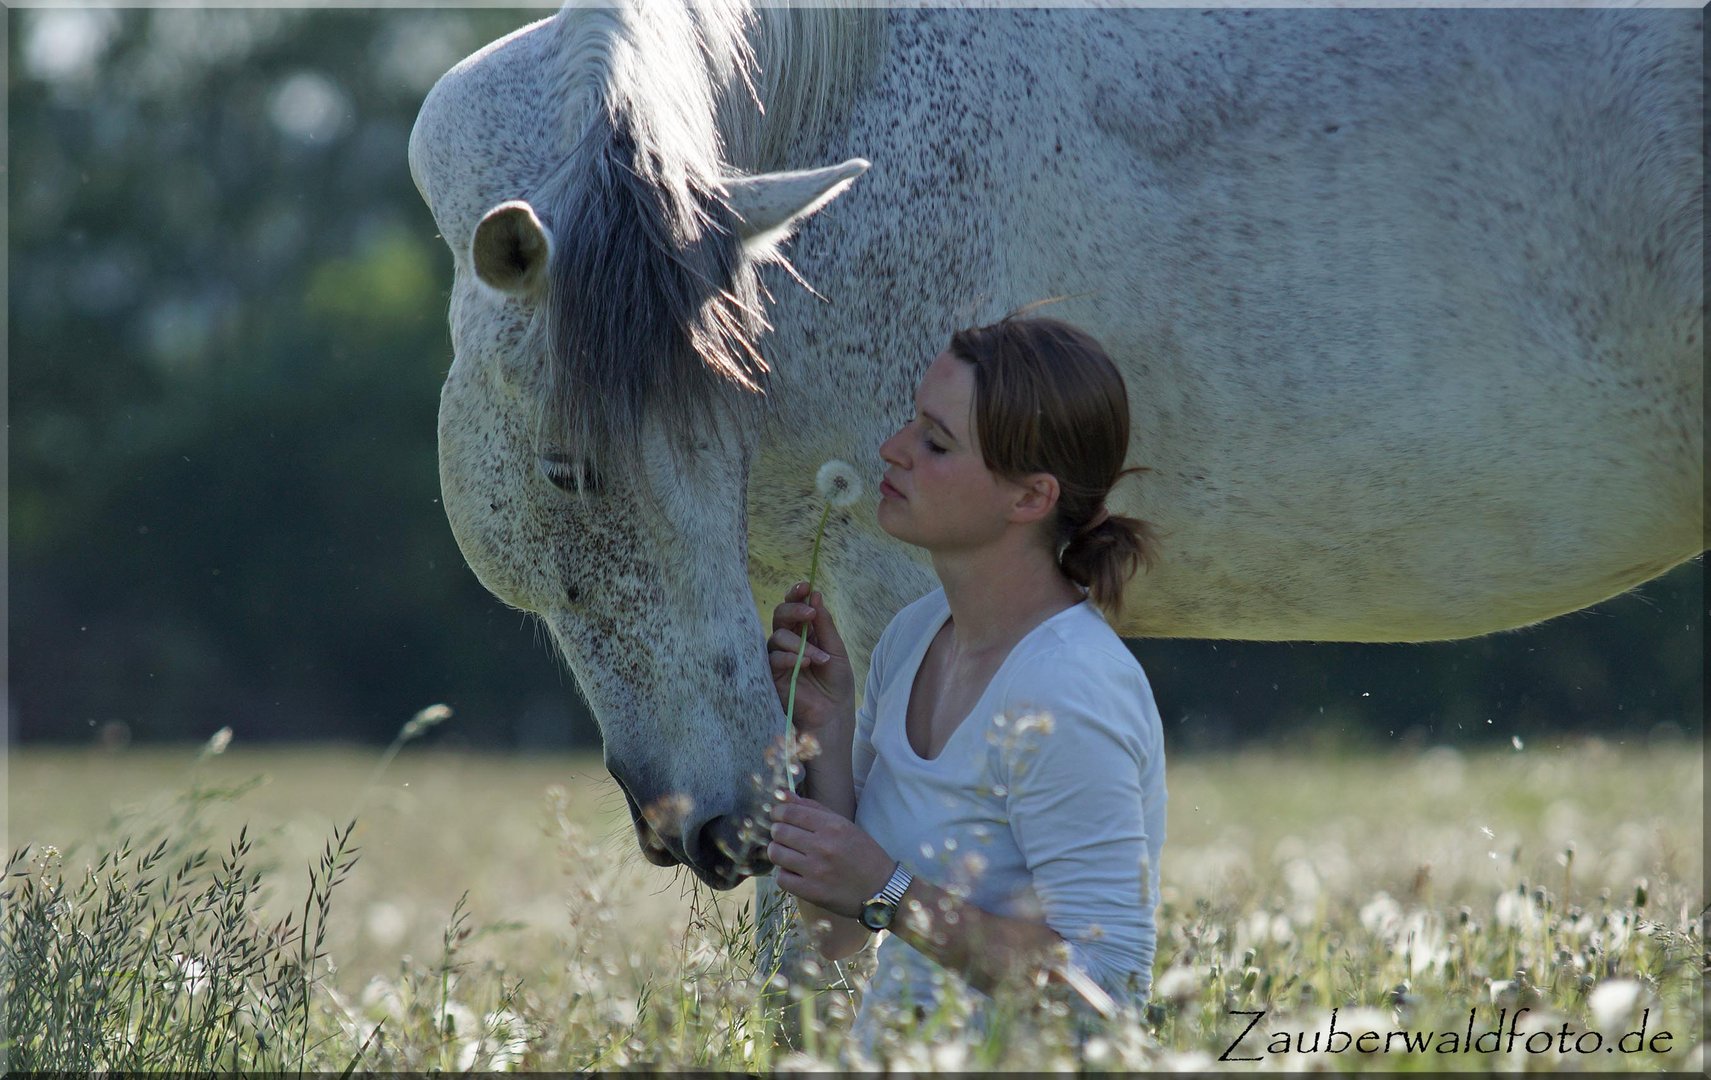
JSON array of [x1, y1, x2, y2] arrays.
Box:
[[539, 455, 604, 495]]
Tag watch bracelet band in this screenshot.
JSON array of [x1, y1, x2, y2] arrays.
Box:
[[875, 862, 912, 907]]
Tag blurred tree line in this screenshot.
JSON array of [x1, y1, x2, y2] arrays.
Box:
[[8, 9, 1702, 753]]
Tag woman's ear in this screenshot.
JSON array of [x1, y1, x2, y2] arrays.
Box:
[[1007, 472, 1061, 525]]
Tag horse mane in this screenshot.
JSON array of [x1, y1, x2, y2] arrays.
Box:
[[532, 1, 885, 472], [723, 7, 887, 172]]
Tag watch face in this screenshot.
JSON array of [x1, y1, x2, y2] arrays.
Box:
[[860, 899, 894, 931]]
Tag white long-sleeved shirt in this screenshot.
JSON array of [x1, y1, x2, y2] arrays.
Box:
[[847, 587, 1167, 1037]]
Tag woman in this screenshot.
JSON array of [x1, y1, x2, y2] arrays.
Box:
[[764, 312, 1168, 1041]]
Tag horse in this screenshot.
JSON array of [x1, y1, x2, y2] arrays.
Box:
[[409, 2, 1702, 890]]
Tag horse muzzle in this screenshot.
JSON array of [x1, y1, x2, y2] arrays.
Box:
[[610, 768, 796, 890]]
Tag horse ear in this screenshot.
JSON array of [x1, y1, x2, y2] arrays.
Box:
[[472, 200, 554, 297], [720, 158, 870, 258]]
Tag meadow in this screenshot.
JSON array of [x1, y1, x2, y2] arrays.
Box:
[[4, 724, 1702, 1071]]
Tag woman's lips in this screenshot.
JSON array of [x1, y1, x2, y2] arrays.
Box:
[[880, 478, 904, 500]]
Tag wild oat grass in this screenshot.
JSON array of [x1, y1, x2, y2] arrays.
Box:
[[5, 729, 1703, 1071], [1, 794, 359, 1070]]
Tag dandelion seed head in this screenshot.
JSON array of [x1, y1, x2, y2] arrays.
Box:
[[815, 459, 864, 508], [206, 726, 233, 755]]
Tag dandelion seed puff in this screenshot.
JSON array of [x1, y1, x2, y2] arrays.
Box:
[[815, 459, 864, 507], [365, 901, 407, 948], [1337, 1007, 1391, 1038], [1359, 892, 1402, 936], [171, 952, 210, 996], [483, 1009, 530, 1069], [1154, 965, 1200, 1003], [206, 726, 233, 755], [1588, 979, 1644, 1027]]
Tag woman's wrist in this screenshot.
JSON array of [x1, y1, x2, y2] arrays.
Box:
[[800, 748, 856, 819]]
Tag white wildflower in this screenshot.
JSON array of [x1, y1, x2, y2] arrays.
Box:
[[815, 459, 864, 507]]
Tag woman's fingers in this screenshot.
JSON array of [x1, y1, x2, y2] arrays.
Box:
[[769, 820, 815, 850], [770, 600, 818, 633], [766, 838, 807, 873], [805, 591, 849, 654], [767, 629, 831, 665]]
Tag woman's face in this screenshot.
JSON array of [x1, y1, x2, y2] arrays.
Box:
[[876, 352, 1029, 552]]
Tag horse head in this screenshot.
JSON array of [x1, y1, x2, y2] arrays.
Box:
[[412, 7, 868, 888]]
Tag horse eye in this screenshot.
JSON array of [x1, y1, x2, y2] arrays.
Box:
[[538, 454, 603, 495]]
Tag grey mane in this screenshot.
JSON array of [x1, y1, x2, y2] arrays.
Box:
[[537, 106, 769, 473]]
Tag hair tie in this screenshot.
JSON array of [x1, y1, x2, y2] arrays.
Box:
[[1078, 507, 1110, 536]]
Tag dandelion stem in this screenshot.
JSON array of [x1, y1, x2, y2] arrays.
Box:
[[783, 503, 833, 734]]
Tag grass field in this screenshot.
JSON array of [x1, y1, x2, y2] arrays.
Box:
[[4, 730, 1703, 1071]]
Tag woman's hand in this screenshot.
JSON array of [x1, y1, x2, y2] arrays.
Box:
[[767, 792, 895, 918], [767, 582, 855, 737]]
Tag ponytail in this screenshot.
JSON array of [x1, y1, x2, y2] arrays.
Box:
[[1058, 468, 1158, 622]]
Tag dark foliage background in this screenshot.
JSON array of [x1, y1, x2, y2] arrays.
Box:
[[8, 9, 1702, 752]]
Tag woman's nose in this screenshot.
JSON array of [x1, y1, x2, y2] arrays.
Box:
[[878, 428, 906, 467]]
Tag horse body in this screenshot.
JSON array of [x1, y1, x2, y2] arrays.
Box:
[[412, 3, 1702, 885]]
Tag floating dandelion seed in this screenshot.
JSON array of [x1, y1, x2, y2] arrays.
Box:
[[403, 703, 454, 741]]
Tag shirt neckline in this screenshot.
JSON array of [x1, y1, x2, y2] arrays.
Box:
[[894, 591, 1090, 765]]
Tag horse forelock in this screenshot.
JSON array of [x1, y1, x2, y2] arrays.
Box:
[[525, 0, 882, 475], [535, 106, 771, 475]]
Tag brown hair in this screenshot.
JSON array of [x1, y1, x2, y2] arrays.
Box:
[[947, 309, 1158, 621]]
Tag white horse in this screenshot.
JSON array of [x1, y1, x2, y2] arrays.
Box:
[[410, 2, 1702, 888]]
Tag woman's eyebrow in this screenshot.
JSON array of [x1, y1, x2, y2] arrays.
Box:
[[913, 400, 958, 442]]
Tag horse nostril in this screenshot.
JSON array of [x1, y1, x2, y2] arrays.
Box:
[[694, 812, 768, 889]]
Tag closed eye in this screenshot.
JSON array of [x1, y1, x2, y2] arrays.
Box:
[[912, 415, 949, 454], [538, 454, 604, 495]]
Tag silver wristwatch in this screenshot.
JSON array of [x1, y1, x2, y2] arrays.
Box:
[[859, 862, 913, 932]]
